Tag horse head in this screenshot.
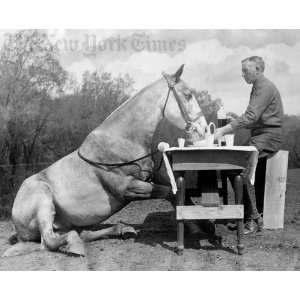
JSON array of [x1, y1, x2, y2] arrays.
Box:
[[162, 65, 207, 133]]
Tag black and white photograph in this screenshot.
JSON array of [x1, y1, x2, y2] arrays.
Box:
[[0, 2, 299, 278]]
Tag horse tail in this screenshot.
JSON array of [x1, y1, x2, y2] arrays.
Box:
[[2, 233, 40, 258]]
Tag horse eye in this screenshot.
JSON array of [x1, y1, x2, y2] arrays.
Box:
[[186, 93, 192, 100]]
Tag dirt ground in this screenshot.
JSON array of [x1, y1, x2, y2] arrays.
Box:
[[0, 169, 299, 271]]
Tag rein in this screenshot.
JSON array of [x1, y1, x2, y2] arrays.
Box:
[[78, 148, 157, 168]]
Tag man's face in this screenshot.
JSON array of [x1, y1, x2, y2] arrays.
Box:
[[242, 61, 258, 84]]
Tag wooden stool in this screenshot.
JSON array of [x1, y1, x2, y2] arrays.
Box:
[[263, 150, 289, 229]]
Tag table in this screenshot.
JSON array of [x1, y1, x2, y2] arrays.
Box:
[[164, 146, 258, 255]]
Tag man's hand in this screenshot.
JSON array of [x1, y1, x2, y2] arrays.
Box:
[[214, 124, 234, 142], [226, 113, 238, 121]]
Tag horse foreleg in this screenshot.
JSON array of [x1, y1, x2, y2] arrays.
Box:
[[124, 180, 175, 200], [80, 223, 137, 242], [124, 180, 154, 200]]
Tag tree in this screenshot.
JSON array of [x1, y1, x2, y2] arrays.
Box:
[[81, 71, 134, 114], [40, 71, 135, 160], [0, 30, 67, 187]]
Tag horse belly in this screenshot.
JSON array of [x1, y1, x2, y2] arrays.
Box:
[[57, 189, 118, 226]]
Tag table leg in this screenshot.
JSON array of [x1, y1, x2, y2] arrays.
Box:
[[221, 171, 228, 205], [234, 174, 245, 255], [176, 175, 185, 255]]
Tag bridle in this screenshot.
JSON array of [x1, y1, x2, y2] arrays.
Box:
[[77, 78, 203, 179], [162, 76, 203, 124]]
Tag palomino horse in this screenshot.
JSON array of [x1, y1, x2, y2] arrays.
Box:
[[4, 65, 215, 257]]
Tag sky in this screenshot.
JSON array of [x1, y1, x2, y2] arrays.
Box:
[[2, 29, 300, 115]]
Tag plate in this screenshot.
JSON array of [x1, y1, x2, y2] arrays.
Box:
[[192, 140, 208, 147], [187, 143, 218, 148]]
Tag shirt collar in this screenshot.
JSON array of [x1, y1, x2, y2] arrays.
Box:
[[253, 74, 267, 87]]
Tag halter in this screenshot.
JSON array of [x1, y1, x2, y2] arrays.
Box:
[[77, 78, 202, 176]]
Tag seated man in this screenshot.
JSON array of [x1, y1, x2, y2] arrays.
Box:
[[215, 56, 284, 234]]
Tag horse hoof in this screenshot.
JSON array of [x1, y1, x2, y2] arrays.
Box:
[[60, 231, 86, 257], [121, 226, 138, 240]]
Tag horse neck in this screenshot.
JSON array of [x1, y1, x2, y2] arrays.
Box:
[[90, 79, 167, 154]]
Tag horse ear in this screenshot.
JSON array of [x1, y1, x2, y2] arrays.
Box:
[[162, 71, 169, 79], [162, 71, 175, 87], [173, 64, 184, 83]]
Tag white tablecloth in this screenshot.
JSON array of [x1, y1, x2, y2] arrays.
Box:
[[158, 143, 258, 194]]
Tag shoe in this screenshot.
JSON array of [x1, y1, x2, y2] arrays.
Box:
[[254, 215, 263, 232], [244, 220, 256, 235], [227, 218, 254, 231], [227, 223, 237, 231]]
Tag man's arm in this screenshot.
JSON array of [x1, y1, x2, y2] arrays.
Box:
[[214, 83, 273, 141], [230, 84, 273, 130], [214, 123, 234, 141]]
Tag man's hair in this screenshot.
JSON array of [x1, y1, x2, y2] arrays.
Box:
[[242, 56, 265, 72]]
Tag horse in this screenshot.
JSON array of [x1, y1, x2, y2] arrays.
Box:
[[3, 65, 216, 257]]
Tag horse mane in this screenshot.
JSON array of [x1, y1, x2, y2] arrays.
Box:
[[105, 78, 163, 119]]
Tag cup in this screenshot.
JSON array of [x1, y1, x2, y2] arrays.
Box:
[[178, 138, 185, 148], [205, 134, 214, 147], [218, 137, 226, 147], [224, 134, 235, 147]]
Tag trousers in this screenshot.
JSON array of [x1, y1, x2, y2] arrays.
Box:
[[228, 127, 282, 220], [226, 150, 273, 220]]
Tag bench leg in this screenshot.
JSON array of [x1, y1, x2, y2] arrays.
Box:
[[176, 175, 185, 255], [234, 174, 245, 255]]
